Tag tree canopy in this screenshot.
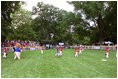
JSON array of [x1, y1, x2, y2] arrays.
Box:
[[1, 1, 21, 41], [1, 1, 117, 45], [68, 1, 117, 44]]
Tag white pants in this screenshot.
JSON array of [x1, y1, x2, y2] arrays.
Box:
[[75, 52, 78, 57], [79, 50, 82, 54], [59, 51, 62, 56], [106, 53, 109, 58], [41, 50, 43, 54], [55, 53, 59, 56], [3, 53, 7, 58], [14, 52, 21, 59]]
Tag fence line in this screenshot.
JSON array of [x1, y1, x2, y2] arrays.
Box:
[[1, 45, 116, 53]]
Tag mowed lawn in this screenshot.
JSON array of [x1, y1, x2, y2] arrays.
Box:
[[1, 49, 117, 78]]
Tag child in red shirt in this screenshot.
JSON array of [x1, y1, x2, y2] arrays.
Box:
[[3, 47, 7, 59], [41, 46, 44, 54], [75, 48, 78, 57], [79, 47, 82, 54], [105, 46, 109, 58], [59, 46, 63, 56]]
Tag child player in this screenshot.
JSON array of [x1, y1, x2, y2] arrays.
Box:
[[14, 43, 21, 60], [105, 46, 109, 59], [55, 46, 59, 56], [3, 47, 7, 59], [75, 48, 78, 57], [59, 46, 63, 56], [41, 46, 44, 54], [79, 47, 82, 54]]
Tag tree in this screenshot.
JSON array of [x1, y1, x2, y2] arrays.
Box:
[[1, 1, 21, 41], [69, 1, 117, 44], [7, 8, 36, 40], [32, 2, 68, 42], [103, 2, 117, 44]]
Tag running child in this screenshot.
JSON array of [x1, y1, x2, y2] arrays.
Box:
[[3, 47, 7, 59], [59, 46, 63, 56], [105, 46, 109, 59], [41, 46, 44, 54], [75, 48, 78, 57], [79, 47, 82, 54], [55, 46, 59, 56]]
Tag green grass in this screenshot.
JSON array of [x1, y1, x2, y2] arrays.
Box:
[[1, 49, 117, 78]]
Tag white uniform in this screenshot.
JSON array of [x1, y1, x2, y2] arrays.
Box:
[[3, 53, 7, 58], [41, 50, 43, 54], [75, 52, 78, 57]]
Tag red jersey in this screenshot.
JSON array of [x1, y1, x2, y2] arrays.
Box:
[[106, 46, 108, 53], [4, 48, 7, 53], [75, 49, 78, 53], [106, 49, 109, 53], [106, 47, 108, 50], [75, 48, 77, 51], [41, 47, 44, 50], [59, 48, 62, 51]]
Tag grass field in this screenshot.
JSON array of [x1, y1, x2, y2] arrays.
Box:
[[1, 49, 117, 78]]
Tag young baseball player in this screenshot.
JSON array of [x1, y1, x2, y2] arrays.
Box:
[[41, 46, 44, 54], [3, 47, 7, 59], [75, 48, 78, 57], [59, 46, 63, 56], [55, 46, 59, 56], [105, 46, 109, 59], [79, 47, 82, 54], [14, 43, 21, 60]]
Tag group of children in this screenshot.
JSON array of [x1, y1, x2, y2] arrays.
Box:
[[3, 44, 117, 59], [74, 47, 84, 57], [55, 46, 63, 57], [3, 43, 22, 60]]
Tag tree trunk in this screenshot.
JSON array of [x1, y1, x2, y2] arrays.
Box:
[[99, 31, 104, 45], [46, 31, 50, 40], [97, 16, 104, 45]]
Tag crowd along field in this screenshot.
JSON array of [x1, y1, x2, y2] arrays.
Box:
[[1, 49, 117, 78]]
